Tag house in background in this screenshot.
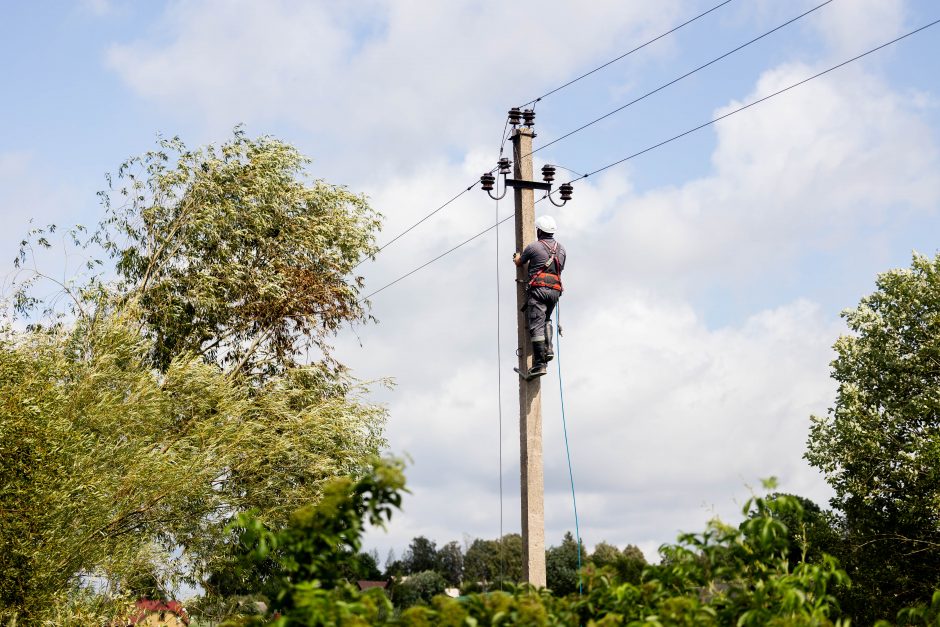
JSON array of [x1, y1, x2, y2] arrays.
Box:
[[127, 600, 190, 626]]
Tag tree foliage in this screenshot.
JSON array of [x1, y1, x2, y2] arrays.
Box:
[[462, 534, 523, 591], [98, 128, 380, 375], [220, 466, 940, 626], [546, 531, 583, 596], [400, 536, 439, 576], [392, 571, 448, 610], [0, 130, 386, 621], [806, 252, 940, 620], [591, 542, 648, 585], [436, 541, 464, 587]]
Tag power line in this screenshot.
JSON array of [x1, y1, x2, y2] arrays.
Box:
[[353, 182, 479, 269], [517, 0, 738, 109], [356, 121, 512, 271], [544, 17, 940, 191], [530, 0, 834, 158], [358, 2, 743, 267], [359, 214, 513, 302], [362, 17, 939, 302]]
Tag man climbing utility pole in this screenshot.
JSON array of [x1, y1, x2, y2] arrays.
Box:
[[479, 107, 574, 588], [513, 214, 565, 378]]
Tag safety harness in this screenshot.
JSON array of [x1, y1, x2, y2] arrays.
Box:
[[529, 239, 563, 292]]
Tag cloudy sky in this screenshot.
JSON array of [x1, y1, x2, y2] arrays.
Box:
[[3, 0, 940, 566]]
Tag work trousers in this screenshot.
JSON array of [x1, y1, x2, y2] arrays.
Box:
[[526, 287, 561, 343]]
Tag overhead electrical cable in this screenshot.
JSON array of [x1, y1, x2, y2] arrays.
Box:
[[361, 18, 938, 302], [359, 214, 513, 302], [541, 17, 940, 195], [353, 182, 480, 269], [516, 0, 738, 108], [529, 0, 835, 158], [358, 3, 741, 268]]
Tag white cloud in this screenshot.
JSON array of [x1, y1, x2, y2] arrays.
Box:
[[106, 0, 683, 169], [559, 62, 940, 297], [357, 291, 840, 562], [99, 0, 940, 565], [813, 0, 906, 57], [0, 153, 87, 297], [350, 27, 940, 559], [81, 0, 113, 16]]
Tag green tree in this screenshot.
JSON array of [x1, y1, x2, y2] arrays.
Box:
[[401, 536, 439, 575], [224, 475, 867, 626], [463, 534, 523, 590], [96, 128, 380, 376], [437, 540, 464, 587], [805, 252, 940, 621], [589, 541, 647, 585], [546, 532, 583, 596], [753, 494, 841, 571], [0, 130, 386, 620], [224, 458, 405, 624], [393, 571, 448, 609], [589, 541, 620, 570]]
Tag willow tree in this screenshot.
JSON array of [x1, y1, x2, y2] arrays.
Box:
[[101, 128, 380, 376], [0, 130, 386, 620]]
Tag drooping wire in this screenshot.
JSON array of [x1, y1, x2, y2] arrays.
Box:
[[498, 116, 512, 160], [555, 302, 582, 596], [538, 17, 940, 197], [529, 0, 835, 158], [362, 17, 940, 302], [495, 192, 506, 590], [516, 0, 738, 109], [551, 164, 587, 178]]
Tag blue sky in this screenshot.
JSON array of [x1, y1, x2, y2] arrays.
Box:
[[3, 0, 940, 571]]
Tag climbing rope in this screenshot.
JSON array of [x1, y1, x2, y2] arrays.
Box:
[[555, 302, 583, 595]]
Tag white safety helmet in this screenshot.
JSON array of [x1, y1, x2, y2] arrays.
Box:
[[535, 215, 557, 235]]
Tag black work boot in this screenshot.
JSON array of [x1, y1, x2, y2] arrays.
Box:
[[544, 321, 555, 362], [529, 341, 548, 376]]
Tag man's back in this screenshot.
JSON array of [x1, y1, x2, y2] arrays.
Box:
[[520, 237, 566, 281]]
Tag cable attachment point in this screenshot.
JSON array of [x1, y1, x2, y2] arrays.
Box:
[[498, 158, 512, 176], [508, 107, 522, 126], [482, 164, 508, 201], [541, 164, 556, 184], [547, 182, 574, 207], [522, 109, 536, 127]]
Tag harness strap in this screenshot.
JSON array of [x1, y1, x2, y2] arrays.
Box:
[[530, 239, 563, 292]]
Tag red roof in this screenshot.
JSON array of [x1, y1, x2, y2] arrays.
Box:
[[129, 600, 190, 626], [357, 580, 389, 590]]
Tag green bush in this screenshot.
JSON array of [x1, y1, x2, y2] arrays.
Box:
[[219, 467, 940, 625], [392, 571, 447, 609]]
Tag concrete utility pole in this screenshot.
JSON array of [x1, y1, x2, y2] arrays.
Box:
[[481, 108, 572, 587], [511, 124, 546, 587]]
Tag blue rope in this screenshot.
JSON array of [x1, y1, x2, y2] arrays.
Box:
[[555, 302, 582, 595]]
